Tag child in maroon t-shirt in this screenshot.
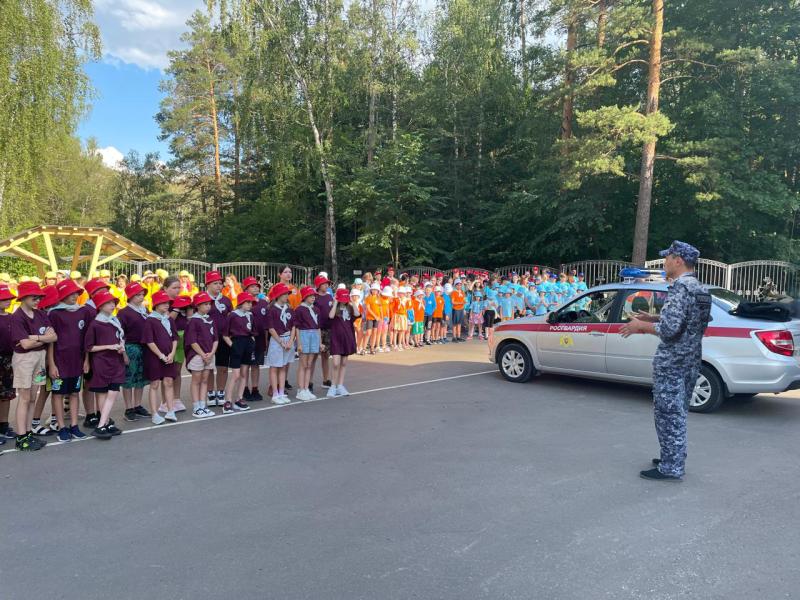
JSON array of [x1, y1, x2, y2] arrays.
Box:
[[184, 293, 218, 418]]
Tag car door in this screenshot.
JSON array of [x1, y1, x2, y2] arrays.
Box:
[[605, 289, 667, 381], [536, 290, 619, 375]]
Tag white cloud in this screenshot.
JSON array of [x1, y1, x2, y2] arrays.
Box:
[[96, 146, 125, 169], [93, 0, 204, 70]]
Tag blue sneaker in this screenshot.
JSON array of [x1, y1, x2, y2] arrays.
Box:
[[69, 425, 88, 440], [57, 427, 72, 442], [3, 426, 17, 439]]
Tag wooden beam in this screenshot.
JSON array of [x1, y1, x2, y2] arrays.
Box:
[[42, 233, 58, 272], [87, 235, 104, 278], [95, 248, 129, 267], [30, 237, 46, 278], [0, 230, 42, 254], [7, 247, 51, 267], [70, 238, 85, 272]]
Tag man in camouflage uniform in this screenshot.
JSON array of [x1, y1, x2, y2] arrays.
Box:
[[621, 241, 712, 481]]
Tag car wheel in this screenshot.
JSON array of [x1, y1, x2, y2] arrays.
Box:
[[498, 343, 534, 383], [690, 365, 725, 413]]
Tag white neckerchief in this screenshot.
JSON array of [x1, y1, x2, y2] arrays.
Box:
[[304, 303, 319, 325], [86, 298, 96, 309], [50, 302, 82, 312], [208, 291, 227, 313], [233, 308, 252, 328], [96, 312, 125, 340], [191, 313, 212, 324], [128, 303, 148, 318], [275, 302, 291, 327], [148, 311, 172, 336]]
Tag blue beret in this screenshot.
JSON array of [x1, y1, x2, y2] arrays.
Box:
[[659, 240, 700, 263]]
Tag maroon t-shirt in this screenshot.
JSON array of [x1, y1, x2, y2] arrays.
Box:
[[267, 303, 294, 336], [294, 303, 321, 331], [172, 312, 188, 334], [314, 293, 334, 329], [84, 320, 126, 388], [252, 299, 269, 351], [10, 308, 51, 354], [184, 315, 216, 365], [117, 306, 148, 343], [207, 294, 233, 339], [225, 311, 253, 338], [141, 317, 178, 355], [0, 312, 13, 354], [48, 306, 91, 378], [83, 300, 97, 322]]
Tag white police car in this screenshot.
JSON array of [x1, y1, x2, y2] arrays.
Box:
[[489, 271, 800, 413]]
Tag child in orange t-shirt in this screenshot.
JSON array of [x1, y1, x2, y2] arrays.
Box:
[[391, 288, 409, 351], [364, 284, 382, 354], [450, 280, 466, 342], [412, 289, 425, 347], [379, 286, 393, 352], [432, 285, 445, 343]]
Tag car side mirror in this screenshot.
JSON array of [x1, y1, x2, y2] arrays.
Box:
[[546, 312, 557, 324]]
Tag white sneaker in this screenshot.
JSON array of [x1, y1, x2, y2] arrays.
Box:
[[192, 407, 205, 419], [164, 411, 178, 422], [158, 403, 167, 413], [174, 400, 187, 413], [151, 413, 166, 425], [306, 391, 318, 400], [326, 386, 338, 398], [201, 407, 215, 417], [296, 390, 311, 401], [271, 395, 285, 405], [279, 395, 291, 405], [337, 385, 350, 397]]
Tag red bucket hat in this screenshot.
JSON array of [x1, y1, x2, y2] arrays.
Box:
[[205, 270, 222, 285], [92, 290, 118, 310], [314, 275, 331, 289], [268, 283, 290, 302], [300, 285, 317, 301], [150, 290, 171, 308], [84, 278, 109, 297], [193, 292, 212, 307], [171, 296, 193, 310], [39, 285, 59, 310], [17, 281, 45, 300], [335, 288, 350, 303], [242, 276, 260, 290], [0, 284, 14, 302], [236, 292, 255, 305], [55, 279, 82, 302], [125, 282, 146, 300]]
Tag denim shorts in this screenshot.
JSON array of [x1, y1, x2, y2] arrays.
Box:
[[298, 329, 321, 354]]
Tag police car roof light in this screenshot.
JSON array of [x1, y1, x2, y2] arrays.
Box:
[[619, 267, 667, 284]]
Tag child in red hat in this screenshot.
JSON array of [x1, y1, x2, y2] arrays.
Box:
[[46, 279, 92, 441], [266, 283, 296, 404], [242, 276, 267, 403], [0, 284, 17, 443], [165, 293, 193, 414], [313, 274, 334, 390], [117, 282, 152, 422], [184, 292, 218, 417], [204, 270, 233, 407], [84, 291, 127, 439], [221, 291, 256, 413], [141, 290, 179, 424], [28, 285, 59, 438], [10, 282, 57, 450], [326, 288, 360, 397], [295, 286, 322, 401]]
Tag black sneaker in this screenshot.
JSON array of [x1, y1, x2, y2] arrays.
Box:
[[639, 468, 681, 482], [31, 424, 55, 437], [285, 382, 292, 391], [322, 380, 332, 389], [133, 405, 151, 417], [93, 426, 112, 440], [234, 400, 250, 411], [83, 412, 100, 428], [308, 383, 314, 394], [243, 387, 252, 401], [3, 426, 17, 439], [124, 408, 138, 422], [222, 401, 234, 414], [250, 389, 263, 402], [16, 433, 45, 451], [652, 458, 661, 466], [107, 424, 122, 436]]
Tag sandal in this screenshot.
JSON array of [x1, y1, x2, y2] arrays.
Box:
[[31, 425, 55, 436]]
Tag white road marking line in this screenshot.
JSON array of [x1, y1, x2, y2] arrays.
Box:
[[0, 369, 496, 455]]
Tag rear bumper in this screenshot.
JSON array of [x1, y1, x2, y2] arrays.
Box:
[[716, 357, 800, 394]]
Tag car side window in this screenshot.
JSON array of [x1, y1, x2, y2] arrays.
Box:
[[619, 290, 668, 322], [556, 291, 618, 324]]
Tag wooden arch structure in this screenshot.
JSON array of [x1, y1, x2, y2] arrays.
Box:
[[0, 226, 160, 277]]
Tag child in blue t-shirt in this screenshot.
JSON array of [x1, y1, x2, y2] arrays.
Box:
[[498, 287, 514, 321], [468, 291, 484, 340]]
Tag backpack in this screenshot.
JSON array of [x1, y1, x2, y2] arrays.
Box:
[[730, 302, 792, 323]]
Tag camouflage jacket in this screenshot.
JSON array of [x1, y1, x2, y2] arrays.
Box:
[[654, 272, 711, 356]]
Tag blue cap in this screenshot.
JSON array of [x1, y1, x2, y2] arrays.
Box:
[[659, 240, 700, 264], [579, 272, 584, 277], [549, 274, 556, 280]]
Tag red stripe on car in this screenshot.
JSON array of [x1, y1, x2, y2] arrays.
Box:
[[495, 322, 756, 338]]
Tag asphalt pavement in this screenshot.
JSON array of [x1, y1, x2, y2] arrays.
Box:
[[2, 341, 799, 599]]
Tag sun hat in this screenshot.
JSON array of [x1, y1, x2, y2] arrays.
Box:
[[0, 285, 14, 301], [17, 281, 45, 299], [0, 273, 10, 283], [350, 288, 362, 297], [242, 276, 260, 290], [156, 268, 169, 280], [130, 273, 142, 283], [381, 286, 393, 297], [268, 283, 291, 301], [414, 289, 424, 297], [236, 292, 255, 305], [337, 283, 347, 290], [171, 296, 193, 310], [370, 282, 381, 291], [179, 270, 191, 278], [335, 288, 351, 303], [150, 290, 171, 308], [314, 275, 331, 289], [39, 286, 59, 310], [92, 290, 118, 310], [434, 285, 443, 292], [84, 278, 109, 297], [45, 271, 57, 280], [444, 283, 453, 294], [55, 279, 82, 302], [69, 271, 81, 280], [205, 270, 223, 285], [125, 282, 146, 299], [99, 269, 111, 278], [143, 270, 155, 279], [354, 278, 363, 285], [300, 286, 317, 301], [193, 292, 212, 307]]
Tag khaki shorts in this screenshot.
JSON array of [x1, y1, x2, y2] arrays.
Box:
[[12, 350, 47, 389], [187, 355, 215, 372]]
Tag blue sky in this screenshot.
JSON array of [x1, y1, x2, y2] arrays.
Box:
[[78, 0, 205, 167]]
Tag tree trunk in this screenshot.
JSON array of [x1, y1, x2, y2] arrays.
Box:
[[206, 58, 222, 192], [367, 0, 379, 165], [390, 0, 398, 141], [632, 0, 664, 264], [560, 16, 578, 144], [597, 0, 608, 48], [520, 0, 527, 89], [233, 110, 241, 203]]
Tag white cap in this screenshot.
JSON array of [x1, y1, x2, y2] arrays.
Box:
[[319, 271, 328, 279], [444, 283, 453, 294], [435, 285, 443, 292], [337, 283, 346, 290], [370, 283, 381, 291], [381, 286, 393, 297], [414, 289, 424, 296], [350, 288, 362, 297]]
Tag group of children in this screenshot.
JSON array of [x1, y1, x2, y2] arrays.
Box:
[[0, 263, 589, 452]]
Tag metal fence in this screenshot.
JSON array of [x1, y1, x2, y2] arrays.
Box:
[[729, 261, 799, 300], [561, 260, 635, 287], [494, 264, 559, 278], [644, 258, 731, 290], [214, 262, 312, 287], [403, 265, 440, 278]]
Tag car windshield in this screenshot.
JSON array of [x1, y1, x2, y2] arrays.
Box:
[[710, 288, 744, 311]]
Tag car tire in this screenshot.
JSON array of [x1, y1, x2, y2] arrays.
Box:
[[497, 342, 534, 383], [690, 365, 725, 413]]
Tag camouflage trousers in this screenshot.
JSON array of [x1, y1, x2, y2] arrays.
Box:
[[652, 360, 699, 477]]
